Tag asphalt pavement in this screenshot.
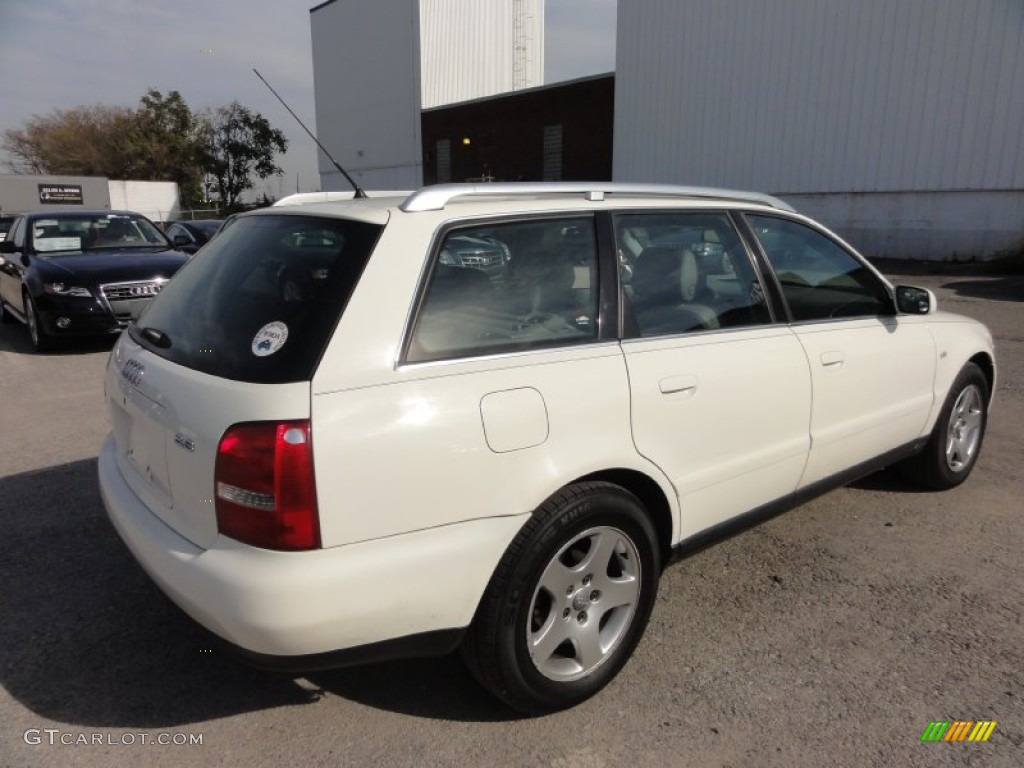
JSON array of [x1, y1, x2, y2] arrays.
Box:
[[1, 271, 1021, 768]]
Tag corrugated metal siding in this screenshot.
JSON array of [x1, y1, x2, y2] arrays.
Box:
[[614, 0, 1024, 193], [420, 0, 544, 108]]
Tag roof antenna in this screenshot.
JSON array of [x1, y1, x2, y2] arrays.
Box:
[[253, 67, 367, 199]]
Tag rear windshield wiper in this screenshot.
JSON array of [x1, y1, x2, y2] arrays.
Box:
[[139, 326, 172, 348]]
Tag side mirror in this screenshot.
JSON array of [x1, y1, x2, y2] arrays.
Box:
[[172, 234, 191, 248], [895, 285, 936, 315]]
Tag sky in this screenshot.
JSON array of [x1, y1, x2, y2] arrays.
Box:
[[0, 0, 618, 202]]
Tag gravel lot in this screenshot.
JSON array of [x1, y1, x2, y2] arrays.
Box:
[[1, 270, 1021, 768]]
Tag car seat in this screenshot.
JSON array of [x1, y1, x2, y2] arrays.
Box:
[[631, 246, 719, 335]]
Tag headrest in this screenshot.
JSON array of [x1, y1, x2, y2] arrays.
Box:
[[634, 246, 705, 304]]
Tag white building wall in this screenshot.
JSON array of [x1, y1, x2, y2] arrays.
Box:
[[310, 0, 424, 190], [421, 0, 544, 108], [614, 0, 1024, 259], [108, 181, 180, 224]]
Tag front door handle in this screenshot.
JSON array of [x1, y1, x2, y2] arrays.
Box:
[[659, 374, 698, 396], [820, 351, 845, 368]]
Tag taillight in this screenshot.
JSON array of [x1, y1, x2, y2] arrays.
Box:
[[215, 420, 320, 550]]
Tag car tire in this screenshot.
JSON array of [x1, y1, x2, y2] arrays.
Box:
[[461, 481, 660, 714], [24, 292, 55, 352], [899, 362, 988, 490]]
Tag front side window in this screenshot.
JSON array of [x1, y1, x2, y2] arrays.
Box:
[[166, 224, 192, 243], [747, 215, 892, 321], [7, 217, 25, 249], [408, 217, 599, 362], [616, 212, 771, 336]]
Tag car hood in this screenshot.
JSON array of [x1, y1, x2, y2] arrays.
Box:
[[35, 248, 188, 283]]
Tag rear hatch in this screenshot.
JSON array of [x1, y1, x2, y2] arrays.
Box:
[[105, 211, 385, 549]]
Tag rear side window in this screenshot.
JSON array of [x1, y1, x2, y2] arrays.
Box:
[[407, 217, 599, 362], [616, 212, 771, 336], [131, 214, 382, 383]]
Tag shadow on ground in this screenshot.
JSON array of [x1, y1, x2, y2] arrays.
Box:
[[0, 459, 515, 727], [940, 275, 1024, 303], [310, 657, 516, 722], [847, 467, 932, 493], [0, 325, 118, 355]]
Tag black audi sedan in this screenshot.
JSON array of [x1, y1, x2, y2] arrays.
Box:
[[0, 210, 188, 351]]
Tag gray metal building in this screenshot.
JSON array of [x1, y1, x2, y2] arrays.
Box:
[[614, 0, 1024, 259]]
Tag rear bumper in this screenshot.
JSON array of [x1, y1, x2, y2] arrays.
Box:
[[98, 434, 527, 659]]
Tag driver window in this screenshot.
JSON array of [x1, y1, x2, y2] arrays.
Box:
[[408, 217, 599, 362], [746, 214, 892, 321]]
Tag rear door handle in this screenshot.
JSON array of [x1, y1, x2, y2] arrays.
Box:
[[659, 374, 698, 396], [820, 351, 845, 368]]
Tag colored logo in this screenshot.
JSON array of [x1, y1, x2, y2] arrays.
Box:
[[251, 321, 289, 357], [920, 720, 997, 742]]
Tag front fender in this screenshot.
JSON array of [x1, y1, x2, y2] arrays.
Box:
[[924, 313, 996, 432]]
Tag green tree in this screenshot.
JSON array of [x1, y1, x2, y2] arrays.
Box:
[[130, 90, 206, 207], [200, 102, 288, 211]]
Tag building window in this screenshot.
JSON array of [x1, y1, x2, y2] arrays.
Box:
[[436, 139, 452, 184], [542, 125, 563, 181]]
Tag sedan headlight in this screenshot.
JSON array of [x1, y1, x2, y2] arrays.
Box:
[[43, 282, 92, 297]]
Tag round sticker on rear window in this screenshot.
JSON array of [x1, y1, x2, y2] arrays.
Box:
[[251, 321, 289, 357]]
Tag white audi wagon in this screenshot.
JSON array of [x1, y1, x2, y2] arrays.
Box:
[[99, 183, 995, 713]]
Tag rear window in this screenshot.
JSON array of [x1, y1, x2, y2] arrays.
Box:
[[130, 214, 382, 383]]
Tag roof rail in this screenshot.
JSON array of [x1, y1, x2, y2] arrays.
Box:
[[399, 182, 794, 213], [274, 189, 412, 207]]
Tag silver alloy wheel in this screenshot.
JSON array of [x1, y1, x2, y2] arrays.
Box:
[[527, 525, 641, 682], [945, 384, 983, 472]]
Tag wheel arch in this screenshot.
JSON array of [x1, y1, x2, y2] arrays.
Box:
[[576, 468, 675, 564], [969, 351, 995, 404]]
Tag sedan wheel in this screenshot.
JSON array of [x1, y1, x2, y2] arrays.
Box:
[[462, 482, 660, 714], [25, 294, 54, 352]]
